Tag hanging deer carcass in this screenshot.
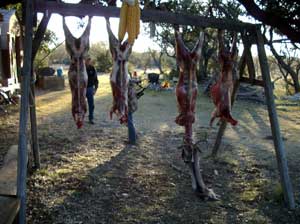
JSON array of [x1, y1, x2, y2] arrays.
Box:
[[175, 29, 218, 200], [106, 18, 132, 124], [63, 17, 91, 128], [210, 30, 238, 126]]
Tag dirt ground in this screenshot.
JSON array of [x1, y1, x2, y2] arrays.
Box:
[[1, 75, 300, 223]]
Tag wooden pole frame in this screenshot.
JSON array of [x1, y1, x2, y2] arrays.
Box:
[[34, 0, 256, 32], [256, 27, 295, 209], [17, 0, 34, 223], [13, 0, 293, 216]]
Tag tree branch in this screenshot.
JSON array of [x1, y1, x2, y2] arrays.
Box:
[[268, 39, 298, 81], [237, 0, 300, 43], [32, 12, 52, 59], [0, 0, 21, 8]]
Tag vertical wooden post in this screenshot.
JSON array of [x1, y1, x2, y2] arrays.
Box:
[[256, 27, 295, 209], [29, 84, 40, 169], [245, 47, 256, 82], [17, 0, 33, 223], [29, 12, 51, 169], [238, 48, 247, 79]]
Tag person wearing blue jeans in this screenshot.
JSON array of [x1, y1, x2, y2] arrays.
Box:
[[127, 111, 136, 144], [127, 80, 138, 144], [85, 57, 98, 124]]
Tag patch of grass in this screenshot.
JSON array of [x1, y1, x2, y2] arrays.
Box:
[[238, 175, 270, 202], [75, 156, 94, 163], [217, 154, 239, 167], [47, 171, 60, 180], [271, 182, 284, 203], [52, 196, 67, 205], [56, 168, 73, 177], [242, 209, 270, 224], [36, 168, 50, 176], [240, 188, 260, 202]]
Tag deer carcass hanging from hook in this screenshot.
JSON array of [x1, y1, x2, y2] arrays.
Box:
[[210, 30, 238, 126], [63, 17, 91, 128], [106, 18, 132, 124], [175, 28, 218, 200]]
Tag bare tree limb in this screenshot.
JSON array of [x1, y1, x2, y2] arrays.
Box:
[[148, 48, 164, 74], [267, 30, 300, 93], [237, 0, 300, 43], [32, 12, 52, 59]]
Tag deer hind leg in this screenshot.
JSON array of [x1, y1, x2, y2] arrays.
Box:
[[187, 145, 219, 200], [210, 108, 218, 127]]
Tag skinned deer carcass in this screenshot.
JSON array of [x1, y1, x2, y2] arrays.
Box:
[[63, 17, 91, 128], [175, 29, 218, 200], [106, 18, 132, 124], [210, 30, 238, 126], [175, 30, 203, 143]]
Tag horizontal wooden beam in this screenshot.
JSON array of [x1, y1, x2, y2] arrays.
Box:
[[34, 1, 256, 32]]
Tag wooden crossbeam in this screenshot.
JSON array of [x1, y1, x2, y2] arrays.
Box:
[[34, 1, 256, 32]]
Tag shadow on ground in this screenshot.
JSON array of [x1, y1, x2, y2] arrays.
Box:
[[2, 76, 300, 223]]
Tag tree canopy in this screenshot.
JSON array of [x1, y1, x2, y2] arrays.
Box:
[[237, 0, 300, 43]]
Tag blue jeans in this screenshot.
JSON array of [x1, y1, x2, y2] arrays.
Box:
[[128, 112, 136, 144], [86, 87, 95, 121]]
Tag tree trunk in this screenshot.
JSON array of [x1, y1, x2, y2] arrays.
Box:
[[290, 73, 300, 93], [197, 58, 204, 81], [203, 58, 209, 79], [198, 57, 209, 81], [149, 49, 164, 74]]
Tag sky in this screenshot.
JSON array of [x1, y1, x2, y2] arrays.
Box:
[[43, 13, 160, 53], [41, 0, 160, 53]]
